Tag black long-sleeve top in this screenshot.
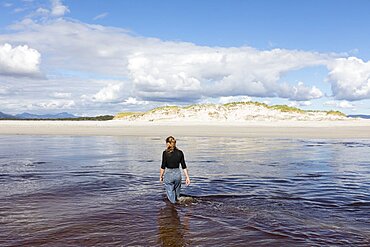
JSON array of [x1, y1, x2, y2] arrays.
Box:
[[161, 148, 187, 169]]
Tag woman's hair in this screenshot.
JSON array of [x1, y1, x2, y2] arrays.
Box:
[[166, 136, 177, 153]]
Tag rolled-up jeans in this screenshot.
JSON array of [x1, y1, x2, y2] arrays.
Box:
[[164, 168, 181, 203]]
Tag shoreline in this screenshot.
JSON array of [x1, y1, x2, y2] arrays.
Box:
[[1, 120, 370, 138]]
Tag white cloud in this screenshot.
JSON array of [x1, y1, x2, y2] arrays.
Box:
[[324, 100, 354, 109], [36, 99, 75, 109], [0, 85, 9, 94], [14, 8, 25, 13], [0, 43, 41, 77], [1, 18, 333, 102], [128, 47, 329, 101], [50, 0, 69, 17], [1, 18, 335, 103], [93, 12, 108, 20], [339, 101, 354, 108], [2, 19, 136, 76], [51, 92, 71, 98], [3, 2, 13, 7], [0, 75, 131, 115], [327, 57, 370, 100], [288, 101, 312, 108], [92, 83, 124, 102], [121, 97, 149, 105], [36, 7, 50, 15], [278, 81, 323, 101], [7, 18, 34, 31], [218, 95, 252, 104]]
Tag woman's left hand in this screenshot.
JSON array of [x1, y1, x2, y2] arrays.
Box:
[[185, 177, 190, 186]]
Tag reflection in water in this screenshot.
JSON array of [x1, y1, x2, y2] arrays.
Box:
[[158, 202, 189, 247]]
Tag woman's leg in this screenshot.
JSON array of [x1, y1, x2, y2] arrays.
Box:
[[164, 171, 177, 203], [173, 170, 182, 199]]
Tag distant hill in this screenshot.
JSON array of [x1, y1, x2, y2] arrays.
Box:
[[0, 111, 17, 119], [15, 112, 78, 119], [0, 111, 113, 121], [114, 101, 349, 123], [348, 114, 370, 119]]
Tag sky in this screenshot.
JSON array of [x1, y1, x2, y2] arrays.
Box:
[[1, 0, 370, 116]]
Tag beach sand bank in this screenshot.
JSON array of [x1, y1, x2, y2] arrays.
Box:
[[1, 120, 370, 138]]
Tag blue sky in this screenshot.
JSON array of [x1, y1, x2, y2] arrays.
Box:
[[67, 0, 370, 55], [1, 0, 370, 115]]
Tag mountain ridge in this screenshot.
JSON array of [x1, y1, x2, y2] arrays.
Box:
[[0, 111, 78, 119], [0, 111, 17, 119], [15, 112, 77, 119], [348, 114, 370, 119]]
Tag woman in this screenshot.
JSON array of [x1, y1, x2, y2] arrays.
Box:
[[160, 136, 190, 203]]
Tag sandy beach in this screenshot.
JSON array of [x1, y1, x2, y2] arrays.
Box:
[[1, 119, 370, 138]]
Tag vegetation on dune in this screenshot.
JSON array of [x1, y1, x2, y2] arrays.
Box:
[[269, 105, 305, 113], [208, 111, 220, 118], [184, 103, 214, 109], [149, 105, 180, 113], [224, 101, 305, 113], [113, 112, 142, 120], [115, 106, 181, 119], [223, 101, 269, 108], [326, 110, 346, 117]]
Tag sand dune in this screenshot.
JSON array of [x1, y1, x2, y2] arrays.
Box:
[[114, 102, 348, 123]]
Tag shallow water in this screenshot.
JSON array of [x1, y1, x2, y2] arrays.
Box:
[[0, 135, 369, 246]]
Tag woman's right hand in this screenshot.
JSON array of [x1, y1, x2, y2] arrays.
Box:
[[159, 176, 164, 183]]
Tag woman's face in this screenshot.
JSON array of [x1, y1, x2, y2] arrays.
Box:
[[166, 142, 171, 148]]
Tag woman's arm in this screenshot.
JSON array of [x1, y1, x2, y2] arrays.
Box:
[[183, 168, 190, 185], [160, 151, 166, 183], [159, 168, 165, 183]]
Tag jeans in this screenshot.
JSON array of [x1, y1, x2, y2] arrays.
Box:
[[164, 168, 181, 203]]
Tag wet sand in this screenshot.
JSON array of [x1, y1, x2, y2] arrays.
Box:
[[1, 120, 370, 138]]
